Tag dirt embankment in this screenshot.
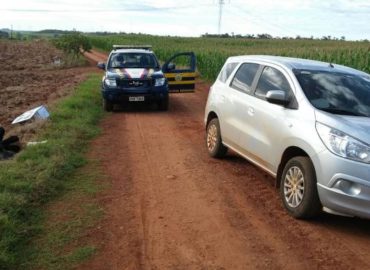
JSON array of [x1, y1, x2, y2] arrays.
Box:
[[77, 50, 370, 270], [0, 40, 97, 142]]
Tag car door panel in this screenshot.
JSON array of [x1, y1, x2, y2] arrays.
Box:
[[162, 52, 196, 92], [237, 65, 296, 173], [220, 63, 260, 146], [226, 63, 261, 151]]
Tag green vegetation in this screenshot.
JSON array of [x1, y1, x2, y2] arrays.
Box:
[[88, 34, 370, 80], [29, 164, 106, 270], [0, 74, 104, 269], [53, 32, 92, 56]]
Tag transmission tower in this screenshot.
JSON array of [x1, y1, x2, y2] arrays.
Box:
[[218, 0, 225, 35]]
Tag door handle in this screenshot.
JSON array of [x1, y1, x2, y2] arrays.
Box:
[[220, 95, 226, 101], [248, 107, 255, 116]]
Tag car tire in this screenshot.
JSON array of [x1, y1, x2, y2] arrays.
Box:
[[103, 99, 113, 112], [206, 118, 228, 158], [158, 96, 169, 111], [280, 156, 321, 219]]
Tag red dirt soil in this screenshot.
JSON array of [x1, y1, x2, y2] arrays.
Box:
[[79, 51, 370, 270], [0, 40, 97, 142]]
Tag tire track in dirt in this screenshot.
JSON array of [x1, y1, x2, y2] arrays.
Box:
[[170, 83, 370, 269], [166, 86, 370, 270], [78, 51, 370, 270]]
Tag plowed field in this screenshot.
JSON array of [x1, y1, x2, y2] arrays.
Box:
[[0, 40, 95, 142]]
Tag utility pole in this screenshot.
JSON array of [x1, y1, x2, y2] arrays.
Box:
[[218, 0, 224, 35]]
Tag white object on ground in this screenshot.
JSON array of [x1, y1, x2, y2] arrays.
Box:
[[27, 140, 48, 146], [12, 106, 50, 124]]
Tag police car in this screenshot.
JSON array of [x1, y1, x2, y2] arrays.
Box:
[[97, 45, 196, 111]]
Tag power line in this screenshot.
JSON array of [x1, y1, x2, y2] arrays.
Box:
[[228, 5, 299, 37]]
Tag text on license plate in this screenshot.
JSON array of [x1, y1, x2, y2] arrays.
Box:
[[129, 96, 145, 102]]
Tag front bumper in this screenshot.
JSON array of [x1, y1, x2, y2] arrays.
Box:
[[102, 85, 168, 104], [312, 150, 370, 219]]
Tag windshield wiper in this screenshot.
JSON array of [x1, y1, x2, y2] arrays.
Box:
[[320, 108, 368, 117]]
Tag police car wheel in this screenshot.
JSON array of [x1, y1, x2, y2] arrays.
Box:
[[103, 99, 113, 112], [158, 97, 169, 111]]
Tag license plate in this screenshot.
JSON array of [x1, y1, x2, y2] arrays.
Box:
[[129, 96, 145, 102]]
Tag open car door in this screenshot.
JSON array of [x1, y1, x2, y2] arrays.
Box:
[[162, 52, 196, 93]]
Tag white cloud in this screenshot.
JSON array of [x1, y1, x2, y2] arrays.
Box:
[[0, 0, 369, 40]]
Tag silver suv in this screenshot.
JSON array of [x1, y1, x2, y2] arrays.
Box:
[[205, 55, 370, 219]]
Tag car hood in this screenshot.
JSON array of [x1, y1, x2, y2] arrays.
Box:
[[315, 110, 370, 144], [106, 68, 164, 79]]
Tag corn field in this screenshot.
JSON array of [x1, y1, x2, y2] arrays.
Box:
[[88, 34, 370, 81]]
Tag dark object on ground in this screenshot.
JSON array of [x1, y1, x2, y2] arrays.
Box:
[[0, 127, 21, 160]]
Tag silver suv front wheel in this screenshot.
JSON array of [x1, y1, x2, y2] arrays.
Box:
[[284, 166, 305, 208], [280, 156, 321, 219]]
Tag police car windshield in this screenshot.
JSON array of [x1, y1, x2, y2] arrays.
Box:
[[109, 52, 159, 69]]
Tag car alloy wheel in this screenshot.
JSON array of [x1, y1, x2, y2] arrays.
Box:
[[280, 156, 321, 219], [283, 166, 305, 208], [206, 118, 227, 158], [207, 123, 218, 152]]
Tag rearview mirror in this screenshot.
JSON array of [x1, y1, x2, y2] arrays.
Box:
[[97, 62, 106, 70], [266, 90, 290, 106]]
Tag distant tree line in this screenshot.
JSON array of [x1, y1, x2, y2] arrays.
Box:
[[0, 30, 27, 40], [37, 29, 77, 34], [0, 31, 9, 39], [202, 33, 349, 41], [201, 32, 344, 40]]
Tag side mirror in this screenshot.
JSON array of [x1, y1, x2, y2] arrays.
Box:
[[266, 90, 290, 106], [97, 62, 106, 70], [167, 63, 176, 71]]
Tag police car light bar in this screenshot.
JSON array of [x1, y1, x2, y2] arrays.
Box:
[[113, 45, 152, 51]]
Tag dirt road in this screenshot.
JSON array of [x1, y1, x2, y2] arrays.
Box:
[[80, 51, 370, 270]]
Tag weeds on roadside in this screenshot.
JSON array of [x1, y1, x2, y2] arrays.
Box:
[[0, 74, 104, 269]]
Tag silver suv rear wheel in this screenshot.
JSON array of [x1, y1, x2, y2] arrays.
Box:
[[206, 118, 227, 158]]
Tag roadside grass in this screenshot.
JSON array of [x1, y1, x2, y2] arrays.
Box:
[[0, 74, 105, 269], [27, 163, 107, 270]]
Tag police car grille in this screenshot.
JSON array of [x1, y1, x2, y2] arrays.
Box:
[[117, 79, 152, 88]]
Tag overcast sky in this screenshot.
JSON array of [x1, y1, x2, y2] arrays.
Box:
[[1, 0, 370, 40]]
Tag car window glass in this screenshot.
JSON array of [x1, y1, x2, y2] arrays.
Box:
[[255, 66, 291, 99], [295, 69, 370, 117], [169, 55, 191, 70], [109, 53, 158, 69], [230, 63, 259, 93], [219, 62, 239, 83]]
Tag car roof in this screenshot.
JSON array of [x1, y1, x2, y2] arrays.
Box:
[[227, 55, 366, 76], [111, 49, 154, 54]]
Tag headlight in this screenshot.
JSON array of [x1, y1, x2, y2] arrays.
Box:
[[155, 77, 166, 87], [316, 122, 370, 163], [104, 78, 117, 88]]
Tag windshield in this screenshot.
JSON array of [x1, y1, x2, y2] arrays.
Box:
[[108, 52, 159, 69], [295, 69, 370, 117]]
